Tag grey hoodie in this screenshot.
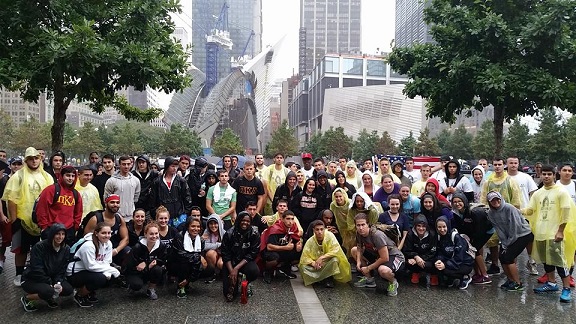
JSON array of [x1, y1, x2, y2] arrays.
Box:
[[203, 214, 225, 251], [486, 191, 532, 249], [104, 171, 141, 221]]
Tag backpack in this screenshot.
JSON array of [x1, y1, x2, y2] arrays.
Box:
[[450, 228, 476, 260], [31, 182, 80, 225], [374, 223, 401, 246], [68, 238, 89, 275], [75, 210, 105, 242]]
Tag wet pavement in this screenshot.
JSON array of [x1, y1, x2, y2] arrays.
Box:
[[1, 251, 575, 323]]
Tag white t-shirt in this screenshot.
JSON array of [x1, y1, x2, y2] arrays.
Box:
[[303, 167, 314, 179], [556, 179, 576, 204], [509, 172, 538, 208], [404, 170, 421, 184], [438, 176, 473, 202], [431, 170, 446, 181]]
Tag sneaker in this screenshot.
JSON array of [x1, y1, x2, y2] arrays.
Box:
[[526, 259, 539, 275], [570, 276, 575, 288], [487, 265, 501, 276], [21, 296, 38, 312], [263, 271, 272, 284], [354, 276, 376, 288], [291, 265, 299, 272], [560, 287, 572, 303], [13, 274, 23, 287], [204, 275, 217, 284], [46, 298, 59, 308], [74, 294, 94, 308], [537, 273, 549, 284], [500, 279, 513, 289], [325, 277, 335, 288], [146, 288, 158, 300], [473, 276, 492, 285], [429, 275, 439, 286], [506, 282, 525, 292], [278, 269, 297, 279], [387, 280, 399, 296], [459, 275, 472, 290], [176, 287, 187, 299], [411, 272, 420, 284], [533, 282, 560, 294], [87, 291, 98, 303]]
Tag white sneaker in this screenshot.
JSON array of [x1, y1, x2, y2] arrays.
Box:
[[526, 259, 538, 276], [14, 274, 23, 287], [291, 265, 299, 272]]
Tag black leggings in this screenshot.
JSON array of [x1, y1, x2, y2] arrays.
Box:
[[262, 250, 301, 269], [544, 264, 570, 278], [499, 233, 534, 265], [406, 261, 436, 274], [21, 280, 73, 301], [126, 266, 164, 291], [221, 261, 259, 297], [67, 271, 108, 292], [173, 261, 203, 283], [440, 265, 473, 279]]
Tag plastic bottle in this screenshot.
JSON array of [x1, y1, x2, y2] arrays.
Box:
[[53, 282, 62, 299]]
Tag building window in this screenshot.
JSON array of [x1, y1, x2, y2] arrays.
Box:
[[342, 58, 362, 75], [324, 57, 339, 73], [367, 60, 386, 77]]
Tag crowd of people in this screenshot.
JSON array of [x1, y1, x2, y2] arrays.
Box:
[[1, 148, 576, 312]]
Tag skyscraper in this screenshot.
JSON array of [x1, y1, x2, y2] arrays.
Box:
[[299, 0, 362, 76], [394, 0, 432, 47], [191, 0, 262, 83]]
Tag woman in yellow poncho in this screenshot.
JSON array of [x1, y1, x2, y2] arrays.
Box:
[[330, 188, 355, 256], [299, 220, 351, 287]]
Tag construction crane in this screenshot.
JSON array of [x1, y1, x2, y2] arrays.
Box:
[[230, 30, 255, 71], [204, 2, 233, 95]]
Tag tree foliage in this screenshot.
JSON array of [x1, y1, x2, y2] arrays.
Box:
[[304, 132, 325, 159], [503, 119, 531, 158], [398, 131, 417, 156], [529, 109, 566, 163], [376, 131, 398, 155], [0, 0, 191, 152], [321, 127, 353, 160], [389, 0, 576, 157], [352, 129, 379, 161], [212, 128, 244, 157], [265, 120, 299, 159], [415, 128, 441, 156], [472, 121, 496, 160], [435, 129, 452, 155], [444, 125, 474, 160], [162, 124, 202, 157], [11, 118, 51, 153], [564, 116, 576, 160], [63, 122, 105, 157]]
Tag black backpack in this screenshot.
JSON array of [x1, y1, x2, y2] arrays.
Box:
[[75, 210, 104, 242], [31, 182, 79, 225]]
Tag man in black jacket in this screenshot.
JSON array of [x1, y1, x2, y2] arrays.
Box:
[[149, 157, 193, 223], [132, 155, 159, 215]]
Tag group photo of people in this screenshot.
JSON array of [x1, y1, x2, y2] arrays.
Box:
[[1, 148, 575, 313]]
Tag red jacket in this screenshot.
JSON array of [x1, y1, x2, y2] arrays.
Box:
[[36, 175, 83, 231]]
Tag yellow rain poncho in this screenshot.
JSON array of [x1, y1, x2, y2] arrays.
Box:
[[480, 171, 522, 209], [523, 184, 576, 268], [330, 188, 355, 256], [299, 229, 351, 286], [1, 163, 53, 236]]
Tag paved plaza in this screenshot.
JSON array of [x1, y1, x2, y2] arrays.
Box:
[[1, 252, 575, 324]]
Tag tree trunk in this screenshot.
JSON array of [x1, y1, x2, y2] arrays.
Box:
[[51, 80, 70, 152], [493, 105, 504, 158]]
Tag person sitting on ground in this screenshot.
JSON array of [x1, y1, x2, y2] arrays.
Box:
[[260, 210, 302, 284], [127, 208, 148, 247], [171, 216, 205, 299], [451, 192, 493, 285], [299, 220, 351, 288], [351, 213, 404, 297], [377, 194, 410, 250], [434, 216, 474, 290], [402, 215, 438, 286], [220, 211, 261, 302], [67, 222, 121, 308], [20, 223, 74, 312], [125, 221, 168, 300], [487, 191, 534, 291], [202, 214, 225, 283]]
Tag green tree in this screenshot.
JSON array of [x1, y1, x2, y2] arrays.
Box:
[[11, 118, 51, 154], [472, 121, 496, 160], [352, 129, 379, 161], [109, 123, 143, 156], [435, 129, 452, 155], [321, 127, 353, 160], [0, 111, 15, 152], [389, 0, 576, 157], [212, 128, 244, 157], [376, 131, 398, 155], [503, 119, 532, 159], [64, 122, 105, 157], [530, 109, 566, 164], [139, 125, 166, 155], [304, 132, 325, 159], [162, 124, 202, 157], [264, 120, 299, 158], [415, 128, 441, 156], [565, 116, 576, 160], [0, 0, 190, 152], [398, 131, 417, 156], [445, 125, 474, 160]]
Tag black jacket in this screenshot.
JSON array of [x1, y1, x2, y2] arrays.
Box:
[[22, 223, 70, 285], [132, 155, 159, 212], [149, 174, 193, 219], [272, 171, 301, 213], [220, 223, 260, 266], [402, 216, 437, 262], [125, 239, 168, 276], [171, 231, 205, 265]]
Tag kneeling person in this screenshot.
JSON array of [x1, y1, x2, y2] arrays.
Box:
[[260, 211, 302, 283], [299, 220, 351, 287]]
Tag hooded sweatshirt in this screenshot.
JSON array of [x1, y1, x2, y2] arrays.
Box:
[[402, 215, 437, 262], [314, 170, 334, 208], [104, 169, 141, 221], [470, 166, 485, 203], [221, 212, 261, 266], [439, 160, 474, 202], [424, 178, 451, 206], [36, 166, 83, 231], [487, 191, 532, 249], [420, 192, 453, 228], [334, 170, 356, 199], [125, 236, 168, 276], [451, 191, 493, 241], [272, 171, 302, 213], [67, 232, 121, 278], [22, 223, 70, 284], [203, 214, 225, 251], [435, 216, 474, 270], [131, 155, 159, 211], [391, 161, 412, 188]]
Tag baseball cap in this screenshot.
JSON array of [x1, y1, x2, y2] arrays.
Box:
[[24, 147, 40, 159], [8, 157, 23, 165], [440, 155, 452, 162], [487, 191, 501, 202], [301, 153, 312, 159]]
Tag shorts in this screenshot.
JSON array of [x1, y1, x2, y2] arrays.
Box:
[[0, 219, 11, 248], [472, 232, 493, 256], [485, 232, 499, 248], [363, 249, 404, 273], [10, 219, 39, 254]]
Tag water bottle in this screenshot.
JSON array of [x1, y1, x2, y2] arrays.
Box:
[[53, 282, 62, 299]]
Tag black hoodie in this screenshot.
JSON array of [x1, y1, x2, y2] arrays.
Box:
[[442, 160, 474, 202], [451, 191, 493, 241], [272, 171, 302, 213], [402, 214, 437, 262], [435, 216, 474, 270], [132, 155, 159, 212], [220, 212, 261, 266], [22, 223, 70, 285], [314, 170, 333, 208]]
